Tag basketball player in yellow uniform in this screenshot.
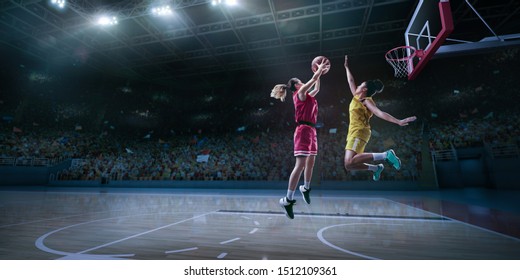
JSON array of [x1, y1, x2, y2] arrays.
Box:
[[344, 55, 417, 181]]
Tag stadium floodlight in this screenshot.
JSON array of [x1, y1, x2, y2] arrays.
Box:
[[152, 5, 173, 17], [50, 0, 66, 9], [211, 0, 237, 6], [97, 16, 118, 26]]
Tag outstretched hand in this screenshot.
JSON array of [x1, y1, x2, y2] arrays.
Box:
[[344, 55, 348, 68], [398, 116, 417, 126], [316, 60, 329, 75]]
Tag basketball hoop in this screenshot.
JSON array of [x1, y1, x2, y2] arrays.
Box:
[[385, 46, 420, 78]]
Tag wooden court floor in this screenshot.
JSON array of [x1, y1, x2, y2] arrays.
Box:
[[1, 187, 519, 260]]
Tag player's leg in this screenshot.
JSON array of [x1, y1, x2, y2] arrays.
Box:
[[345, 150, 385, 181], [344, 137, 371, 169], [345, 137, 385, 181], [299, 128, 316, 204], [299, 155, 315, 204], [280, 156, 306, 219]]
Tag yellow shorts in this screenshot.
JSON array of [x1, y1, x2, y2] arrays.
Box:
[[345, 137, 367, 154]]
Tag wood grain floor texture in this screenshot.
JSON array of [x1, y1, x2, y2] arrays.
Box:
[[1, 188, 519, 260]]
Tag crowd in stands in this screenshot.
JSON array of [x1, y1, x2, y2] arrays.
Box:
[[4, 105, 517, 183], [1, 48, 519, 182]]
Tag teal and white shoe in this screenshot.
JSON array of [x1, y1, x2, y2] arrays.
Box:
[[372, 164, 384, 181], [385, 149, 401, 170]]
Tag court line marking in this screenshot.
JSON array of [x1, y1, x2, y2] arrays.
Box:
[[57, 254, 129, 260], [380, 198, 449, 219], [165, 247, 199, 254], [317, 223, 402, 260], [384, 198, 520, 242], [35, 211, 216, 258], [217, 252, 227, 259], [0, 210, 127, 228], [33, 197, 514, 259], [27, 196, 518, 260], [32, 206, 461, 259], [76, 211, 217, 255], [216, 209, 449, 221], [35, 213, 152, 257], [1, 209, 207, 228], [220, 237, 240, 245]]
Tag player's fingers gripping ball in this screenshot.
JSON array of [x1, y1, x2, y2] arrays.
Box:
[[311, 56, 330, 74]]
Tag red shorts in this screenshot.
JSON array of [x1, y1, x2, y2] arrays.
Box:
[[293, 125, 317, 157]]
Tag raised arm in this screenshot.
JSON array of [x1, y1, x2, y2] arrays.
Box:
[[298, 62, 326, 100], [307, 78, 320, 97], [363, 99, 417, 126], [344, 55, 357, 96]]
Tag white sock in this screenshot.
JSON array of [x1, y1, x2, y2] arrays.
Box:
[[286, 189, 295, 200], [372, 152, 386, 161], [304, 181, 311, 190], [365, 164, 379, 172]]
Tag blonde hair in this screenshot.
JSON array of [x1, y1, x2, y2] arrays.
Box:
[[270, 84, 287, 102]]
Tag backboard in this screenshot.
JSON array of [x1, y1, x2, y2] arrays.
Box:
[[391, 0, 520, 80], [402, 0, 454, 80]]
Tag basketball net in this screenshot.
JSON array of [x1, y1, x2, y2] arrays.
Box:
[[385, 46, 417, 78]]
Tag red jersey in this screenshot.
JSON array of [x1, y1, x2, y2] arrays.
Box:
[[293, 91, 318, 124], [292, 90, 318, 156]]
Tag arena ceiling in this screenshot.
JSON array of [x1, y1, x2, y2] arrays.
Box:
[[1, 0, 519, 90]]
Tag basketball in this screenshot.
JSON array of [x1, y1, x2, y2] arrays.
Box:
[[311, 55, 330, 74]]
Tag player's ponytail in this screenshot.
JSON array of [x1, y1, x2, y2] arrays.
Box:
[[271, 84, 288, 102], [366, 79, 384, 97]]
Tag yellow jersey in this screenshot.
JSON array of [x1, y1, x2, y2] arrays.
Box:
[[347, 95, 373, 143]]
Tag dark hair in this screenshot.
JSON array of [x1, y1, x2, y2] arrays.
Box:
[[287, 78, 300, 92], [366, 79, 384, 97]]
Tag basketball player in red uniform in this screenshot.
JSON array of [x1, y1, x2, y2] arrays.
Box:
[[270, 61, 328, 219]]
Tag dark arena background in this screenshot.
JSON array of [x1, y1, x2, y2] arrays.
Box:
[[1, 0, 520, 278]]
